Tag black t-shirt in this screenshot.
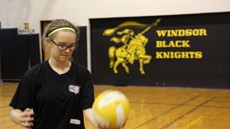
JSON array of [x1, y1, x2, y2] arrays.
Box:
[[10, 61, 94, 129]]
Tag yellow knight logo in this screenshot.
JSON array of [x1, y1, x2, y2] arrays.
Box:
[[103, 18, 161, 74]]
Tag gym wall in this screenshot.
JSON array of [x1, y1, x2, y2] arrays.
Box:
[[0, 29, 40, 81]]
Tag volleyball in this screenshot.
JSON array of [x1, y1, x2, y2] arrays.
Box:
[[92, 90, 130, 129]]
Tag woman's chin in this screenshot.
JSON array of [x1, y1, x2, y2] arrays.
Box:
[[59, 57, 70, 62]]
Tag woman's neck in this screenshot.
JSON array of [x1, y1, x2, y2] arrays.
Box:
[[48, 58, 71, 75]]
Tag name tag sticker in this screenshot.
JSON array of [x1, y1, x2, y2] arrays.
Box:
[[70, 119, 81, 125], [68, 85, 80, 94]]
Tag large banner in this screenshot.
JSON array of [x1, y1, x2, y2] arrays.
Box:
[[90, 12, 230, 88]]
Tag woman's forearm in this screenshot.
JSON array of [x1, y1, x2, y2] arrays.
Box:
[[84, 108, 98, 128]]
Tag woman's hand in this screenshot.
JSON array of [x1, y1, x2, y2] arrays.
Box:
[[10, 108, 34, 129], [19, 108, 34, 129], [97, 124, 109, 129]]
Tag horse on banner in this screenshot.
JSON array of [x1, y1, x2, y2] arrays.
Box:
[[104, 19, 161, 74]]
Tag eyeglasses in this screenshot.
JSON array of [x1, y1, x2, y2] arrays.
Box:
[[50, 39, 78, 51]]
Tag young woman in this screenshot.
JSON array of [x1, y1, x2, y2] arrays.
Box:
[[10, 19, 99, 129]]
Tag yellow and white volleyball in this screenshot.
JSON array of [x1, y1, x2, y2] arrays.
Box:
[[92, 90, 130, 129]]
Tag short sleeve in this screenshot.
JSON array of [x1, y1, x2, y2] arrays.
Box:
[[9, 72, 35, 111], [80, 69, 95, 110]]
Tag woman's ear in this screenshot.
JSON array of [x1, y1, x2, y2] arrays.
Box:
[[45, 38, 51, 44], [43, 38, 52, 51], [45, 38, 53, 47]]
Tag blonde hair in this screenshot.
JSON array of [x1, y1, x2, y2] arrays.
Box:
[[42, 19, 80, 60], [43, 19, 79, 42]]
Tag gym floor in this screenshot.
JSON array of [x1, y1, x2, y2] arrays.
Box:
[[1, 83, 230, 129]]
